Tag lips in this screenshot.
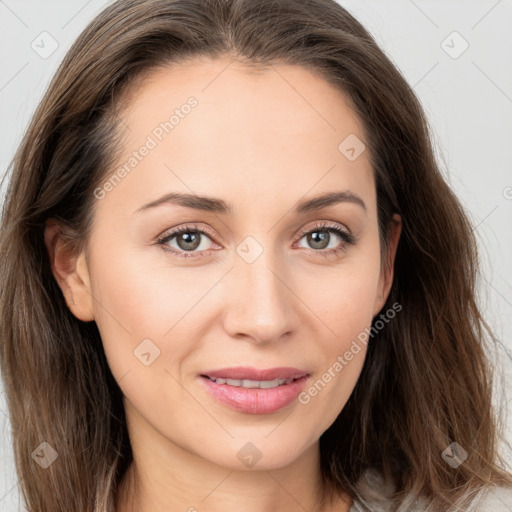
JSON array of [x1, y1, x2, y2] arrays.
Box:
[[200, 366, 309, 381], [198, 366, 311, 414]]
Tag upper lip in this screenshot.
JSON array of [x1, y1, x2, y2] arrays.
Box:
[[200, 366, 310, 381]]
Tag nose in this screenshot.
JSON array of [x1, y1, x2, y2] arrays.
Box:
[[222, 244, 298, 345]]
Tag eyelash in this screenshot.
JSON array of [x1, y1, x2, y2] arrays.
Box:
[[156, 222, 357, 259]]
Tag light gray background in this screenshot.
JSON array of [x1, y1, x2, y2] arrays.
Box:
[[1, 0, 511, 510]]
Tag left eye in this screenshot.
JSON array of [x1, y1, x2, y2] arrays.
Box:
[[297, 226, 352, 251]]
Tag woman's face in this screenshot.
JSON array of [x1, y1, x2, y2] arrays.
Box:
[[50, 56, 400, 471]]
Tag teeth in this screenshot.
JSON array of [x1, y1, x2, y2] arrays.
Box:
[[210, 377, 294, 389]]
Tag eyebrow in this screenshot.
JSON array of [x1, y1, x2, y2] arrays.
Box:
[[134, 190, 367, 215]]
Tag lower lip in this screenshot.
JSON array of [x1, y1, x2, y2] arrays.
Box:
[[199, 375, 310, 414]]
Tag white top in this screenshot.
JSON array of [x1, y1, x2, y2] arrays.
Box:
[[348, 469, 512, 511]]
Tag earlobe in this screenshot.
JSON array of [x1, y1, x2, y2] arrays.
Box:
[[44, 218, 95, 322], [373, 214, 402, 315]]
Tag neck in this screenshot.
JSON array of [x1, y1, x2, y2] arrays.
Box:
[[117, 451, 352, 512], [116, 405, 352, 512]]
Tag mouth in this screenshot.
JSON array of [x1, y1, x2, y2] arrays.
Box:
[[198, 367, 311, 414]]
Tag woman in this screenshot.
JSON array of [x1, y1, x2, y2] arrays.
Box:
[[1, 0, 511, 511]]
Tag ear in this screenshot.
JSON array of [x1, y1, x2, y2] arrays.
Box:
[[44, 218, 95, 322], [372, 214, 402, 316]]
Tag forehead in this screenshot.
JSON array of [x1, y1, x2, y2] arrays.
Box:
[[97, 56, 374, 219], [120, 56, 365, 141]]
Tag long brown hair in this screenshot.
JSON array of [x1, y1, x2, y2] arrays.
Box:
[[1, 1, 511, 511]]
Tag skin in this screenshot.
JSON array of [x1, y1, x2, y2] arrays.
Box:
[[45, 56, 401, 512]]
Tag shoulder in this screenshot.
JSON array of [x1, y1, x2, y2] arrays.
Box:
[[469, 484, 512, 511], [348, 469, 512, 512]]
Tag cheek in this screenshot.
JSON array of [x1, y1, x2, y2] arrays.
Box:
[[297, 269, 375, 426], [303, 249, 382, 340], [87, 241, 235, 399], [296, 250, 380, 418], [89, 255, 199, 426]]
